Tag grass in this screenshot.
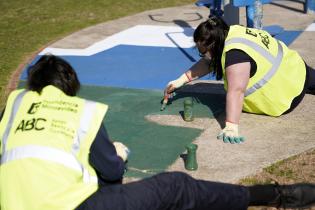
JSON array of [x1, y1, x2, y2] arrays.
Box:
[[0, 0, 194, 109], [240, 148, 315, 185], [240, 150, 315, 210]]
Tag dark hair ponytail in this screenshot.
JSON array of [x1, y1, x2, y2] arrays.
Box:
[[27, 55, 80, 96], [193, 16, 229, 80]]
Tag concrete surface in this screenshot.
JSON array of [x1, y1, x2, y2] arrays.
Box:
[[18, 1, 315, 183]]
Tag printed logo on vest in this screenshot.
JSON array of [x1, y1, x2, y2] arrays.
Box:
[[15, 118, 47, 133], [27, 102, 42, 114], [246, 28, 270, 49]]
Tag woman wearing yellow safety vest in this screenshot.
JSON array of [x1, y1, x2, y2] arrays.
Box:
[[1, 55, 315, 210], [164, 16, 315, 144]]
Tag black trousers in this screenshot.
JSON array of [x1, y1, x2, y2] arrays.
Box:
[[284, 64, 315, 114], [76, 172, 249, 210]]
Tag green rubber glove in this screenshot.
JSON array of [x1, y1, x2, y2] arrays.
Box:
[[217, 122, 245, 144]]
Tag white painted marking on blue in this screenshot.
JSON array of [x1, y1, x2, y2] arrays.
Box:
[[40, 25, 195, 56], [305, 23, 315, 31]]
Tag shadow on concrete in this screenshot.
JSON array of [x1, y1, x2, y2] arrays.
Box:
[[270, 0, 306, 13], [165, 19, 197, 62], [168, 82, 227, 128], [179, 153, 188, 164], [148, 13, 203, 23], [148, 14, 202, 62]]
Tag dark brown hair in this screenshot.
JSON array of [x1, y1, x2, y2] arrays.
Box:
[[193, 16, 229, 80], [27, 55, 80, 96]]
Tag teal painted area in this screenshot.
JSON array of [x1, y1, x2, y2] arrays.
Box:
[[158, 91, 225, 118], [17, 82, 224, 178], [79, 85, 200, 178], [79, 85, 224, 178]]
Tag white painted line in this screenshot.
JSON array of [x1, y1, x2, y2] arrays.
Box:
[[40, 25, 195, 56], [305, 23, 315, 31]]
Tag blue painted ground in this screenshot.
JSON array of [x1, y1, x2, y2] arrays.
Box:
[[274, 30, 303, 46], [21, 45, 215, 89], [20, 29, 301, 89]]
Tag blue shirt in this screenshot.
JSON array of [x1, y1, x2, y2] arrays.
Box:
[[91, 123, 126, 186]]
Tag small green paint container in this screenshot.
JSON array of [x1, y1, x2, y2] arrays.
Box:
[[183, 98, 194, 122], [185, 143, 198, 171]]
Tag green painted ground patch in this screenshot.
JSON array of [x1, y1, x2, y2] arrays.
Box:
[[18, 82, 224, 178], [158, 91, 225, 118], [79, 85, 224, 178]]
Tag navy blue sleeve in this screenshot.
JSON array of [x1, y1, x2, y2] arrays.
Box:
[[89, 123, 126, 184]]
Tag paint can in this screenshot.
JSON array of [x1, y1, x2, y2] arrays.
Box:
[[183, 98, 194, 121], [185, 143, 198, 171]]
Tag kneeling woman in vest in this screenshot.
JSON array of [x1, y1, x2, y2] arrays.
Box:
[[0, 55, 129, 210], [164, 16, 315, 144]]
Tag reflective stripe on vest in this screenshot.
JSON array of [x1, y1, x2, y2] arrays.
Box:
[[72, 100, 97, 154], [1, 145, 82, 171], [1, 91, 98, 183], [224, 38, 284, 97], [1, 90, 27, 154]]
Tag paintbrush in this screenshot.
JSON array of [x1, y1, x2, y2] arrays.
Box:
[[160, 94, 169, 111]]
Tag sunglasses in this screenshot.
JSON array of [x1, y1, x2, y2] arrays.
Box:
[[198, 50, 212, 58], [199, 51, 206, 58], [197, 43, 214, 58]]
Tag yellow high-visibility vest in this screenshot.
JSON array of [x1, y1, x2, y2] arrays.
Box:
[[0, 85, 108, 210], [221, 25, 306, 116]]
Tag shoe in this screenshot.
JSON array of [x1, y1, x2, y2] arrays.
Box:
[[275, 183, 315, 209]]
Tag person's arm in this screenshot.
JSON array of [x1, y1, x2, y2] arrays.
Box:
[[225, 62, 250, 124], [217, 62, 250, 143], [89, 123, 126, 183], [187, 57, 213, 80], [165, 58, 212, 94]]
